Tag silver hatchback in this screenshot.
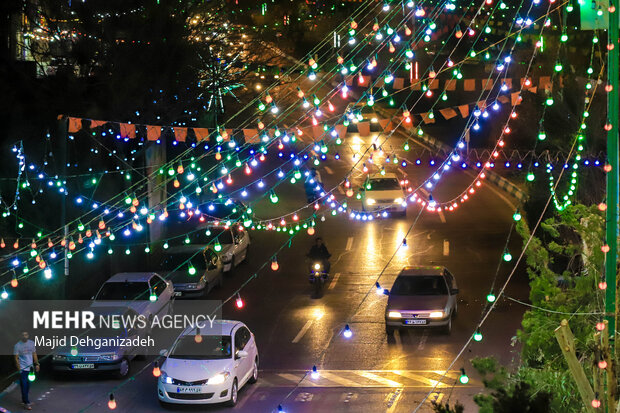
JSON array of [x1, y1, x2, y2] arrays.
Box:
[[385, 266, 458, 335]]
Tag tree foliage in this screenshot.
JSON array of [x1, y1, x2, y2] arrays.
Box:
[[469, 204, 606, 412]]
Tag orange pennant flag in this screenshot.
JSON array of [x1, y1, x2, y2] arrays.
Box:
[[146, 125, 161, 141], [68, 117, 82, 133], [174, 127, 187, 142], [90, 120, 106, 128], [193, 128, 209, 141], [120, 123, 135, 139]]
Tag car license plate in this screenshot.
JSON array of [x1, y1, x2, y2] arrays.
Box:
[[174, 291, 182, 297], [71, 363, 94, 369], [177, 386, 201, 393], [405, 319, 427, 325]]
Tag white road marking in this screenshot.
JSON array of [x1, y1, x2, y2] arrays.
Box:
[[278, 373, 304, 382], [443, 239, 449, 256], [320, 371, 364, 387], [324, 166, 334, 175], [430, 392, 444, 405], [392, 371, 448, 388], [355, 371, 402, 387], [346, 237, 354, 251], [292, 320, 314, 343], [328, 272, 341, 290], [236, 385, 259, 408], [417, 331, 428, 350]]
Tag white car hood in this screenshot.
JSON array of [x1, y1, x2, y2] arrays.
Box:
[[163, 357, 232, 382]]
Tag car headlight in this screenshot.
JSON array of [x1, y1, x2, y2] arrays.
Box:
[[99, 353, 120, 361], [160, 371, 173, 384], [208, 372, 230, 385], [185, 284, 197, 289], [366, 198, 376, 205], [429, 311, 444, 319], [388, 311, 402, 318], [314, 263, 321, 270], [52, 354, 66, 361], [394, 197, 403, 204]]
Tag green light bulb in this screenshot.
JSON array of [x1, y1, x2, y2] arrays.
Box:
[[473, 330, 483, 342]]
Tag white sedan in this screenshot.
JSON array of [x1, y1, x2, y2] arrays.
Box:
[[158, 320, 259, 406], [362, 172, 408, 216]]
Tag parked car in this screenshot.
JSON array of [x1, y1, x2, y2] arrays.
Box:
[[157, 320, 259, 406], [385, 266, 458, 335], [361, 172, 407, 215], [91, 272, 174, 322], [51, 306, 145, 378], [192, 225, 250, 273], [159, 245, 223, 298]]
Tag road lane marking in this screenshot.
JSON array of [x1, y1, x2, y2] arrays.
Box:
[[324, 166, 334, 175], [258, 370, 474, 388], [340, 392, 358, 403], [295, 392, 314, 402], [292, 320, 314, 343], [430, 392, 444, 405], [328, 272, 341, 290], [319, 371, 362, 387], [355, 372, 402, 387], [386, 388, 404, 412], [278, 373, 303, 382], [443, 239, 449, 256], [346, 237, 354, 251], [392, 371, 448, 388], [417, 331, 428, 350]]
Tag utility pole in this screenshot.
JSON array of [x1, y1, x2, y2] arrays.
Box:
[[58, 117, 69, 299], [605, 0, 619, 361]]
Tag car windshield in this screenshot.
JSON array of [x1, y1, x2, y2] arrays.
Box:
[[95, 282, 150, 301], [391, 276, 448, 296], [169, 335, 232, 360], [160, 252, 206, 271], [368, 178, 400, 190]]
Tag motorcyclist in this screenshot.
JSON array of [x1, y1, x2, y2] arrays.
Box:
[[307, 237, 331, 274]]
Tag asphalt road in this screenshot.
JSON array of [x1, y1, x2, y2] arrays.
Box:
[[0, 130, 528, 413]]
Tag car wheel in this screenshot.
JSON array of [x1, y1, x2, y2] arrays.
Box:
[[386, 326, 396, 336], [452, 305, 458, 319], [116, 358, 130, 379], [226, 379, 238, 407], [442, 315, 452, 335], [248, 357, 259, 384]]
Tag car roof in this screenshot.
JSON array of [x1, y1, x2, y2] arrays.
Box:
[[106, 272, 159, 283], [397, 266, 446, 276], [369, 172, 399, 180], [180, 319, 244, 336]]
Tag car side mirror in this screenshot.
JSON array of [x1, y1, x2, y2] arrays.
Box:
[[451, 288, 459, 295], [236, 350, 248, 359], [159, 349, 168, 357]]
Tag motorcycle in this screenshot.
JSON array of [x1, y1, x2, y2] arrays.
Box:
[[308, 260, 329, 297]]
